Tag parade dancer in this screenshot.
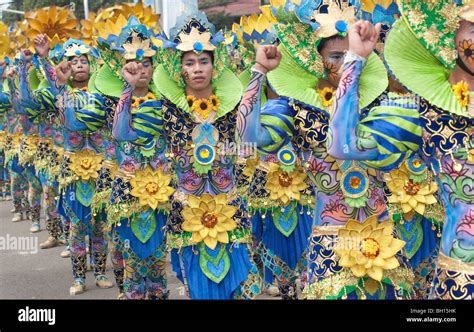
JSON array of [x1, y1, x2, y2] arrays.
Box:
[[18, 43, 64, 249], [21, 39, 114, 295], [6, 54, 42, 233], [371, 0, 474, 299], [238, 0, 419, 299], [155, 8, 263, 299]]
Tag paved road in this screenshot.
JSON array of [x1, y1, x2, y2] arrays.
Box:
[[0, 200, 275, 299], [0, 199, 191, 299]]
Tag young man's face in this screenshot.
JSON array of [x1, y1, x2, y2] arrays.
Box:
[[181, 51, 213, 92], [70, 55, 90, 82], [319, 37, 349, 86]]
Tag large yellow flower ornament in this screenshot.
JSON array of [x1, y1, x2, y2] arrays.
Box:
[[182, 194, 238, 250], [0, 22, 11, 57], [334, 216, 405, 281], [26, 6, 80, 42], [69, 150, 103, 181], [130, 168, 175, 211], [177, 27, 216, 54], [265, 163, 308, 205], [385, 168, 438, 216], [312, 2, 356, 38]]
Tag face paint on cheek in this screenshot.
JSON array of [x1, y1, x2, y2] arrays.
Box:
[[324, 61, 339, 81], [182, 71, 190, 82], [459, 39, 474, 64]]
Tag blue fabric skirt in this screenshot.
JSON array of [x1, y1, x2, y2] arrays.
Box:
[[179, 243, 252, 299], [262, 204, 312, 270]]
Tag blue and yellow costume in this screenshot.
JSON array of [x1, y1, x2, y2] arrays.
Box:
[[156, 8, 262, 299], [382, 0, 474, 299]]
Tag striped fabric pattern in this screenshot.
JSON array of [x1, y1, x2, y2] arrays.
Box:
[[358, 105, 422, 171], [259, 98, 295, 154], [130, 100, 163, 147]]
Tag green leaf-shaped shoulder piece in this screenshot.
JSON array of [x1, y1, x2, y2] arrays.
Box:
[[153, 64, 243, 118], [384, 18, 468, 117], [268, 44, 388, 110], [95, 64, 124, 98]]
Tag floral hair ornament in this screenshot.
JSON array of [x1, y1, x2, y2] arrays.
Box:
[[312, 1, 357, 38], [272, 0, 360, 77], [49, 39, 99, 62], [94, 16, 160, 98], [107, 17, 157, 61], [176, 27, 215, 54], [460, 0, 474, 22]]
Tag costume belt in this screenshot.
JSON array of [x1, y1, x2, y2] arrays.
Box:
[[436, 252, 474, 274]]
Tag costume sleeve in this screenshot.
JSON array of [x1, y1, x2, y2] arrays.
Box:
[[0, 66, 10, 114], [59, 88, 109, 132], [237, 68, 294, 153], [17, 57, 58, 124], [327, 55, 422, 171], [112, 83, 163, 146]]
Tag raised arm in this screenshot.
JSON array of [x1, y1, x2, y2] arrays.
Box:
[[327, 21, 382, 160], [237, 45, 288, 148], [35, 34, 62, 96], [113, 83, 137, 141], [0, 62, 9, 108]]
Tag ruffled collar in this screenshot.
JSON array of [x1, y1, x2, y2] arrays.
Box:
[[152, 65, 242, 119], [384, 18, 472, 118]]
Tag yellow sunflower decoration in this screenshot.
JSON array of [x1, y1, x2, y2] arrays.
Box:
[[182, 194, 238, 250], [265, 163, 308, 205], [334, 215, 405, 281], [26, 6, 80, 43], [130, 168, 175, 211], [186, 95, 196, 108], [131, 92, 156, 108], [189, 95, 219, 119], [385, 168, 438, 216], [69, 150, 103, 181], [318, 86, 336, 108], [452, 80, 469, 107]]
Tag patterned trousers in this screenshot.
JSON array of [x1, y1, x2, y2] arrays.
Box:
[[121, 242, 168, 300], [69, 217, 108, 281], [109, 228, 125, 293]]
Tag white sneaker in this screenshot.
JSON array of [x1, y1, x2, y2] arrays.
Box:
[[40, 237, 59, 249], [70, 281, 86, 295], [60, 248, 71, 258], [95, 275, 114, 289], [12, 213, 22, 222], [30, 223, 41, 233], [264, 285, 280, 297]]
